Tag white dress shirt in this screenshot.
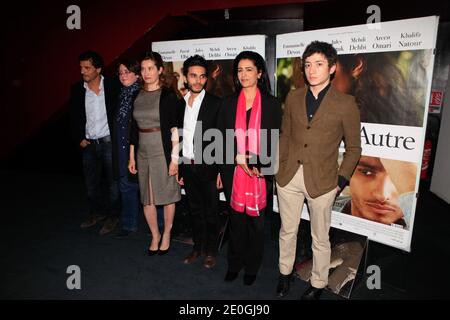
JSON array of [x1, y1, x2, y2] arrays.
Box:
[[84, 75, 110, 139], [182, 89, 205, 160]]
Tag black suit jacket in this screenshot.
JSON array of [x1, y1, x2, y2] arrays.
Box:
[[69, 77, 120, 144], [129, 87, 180, 167], [177, 91, 221, 181], [216, 92, 282, 201]]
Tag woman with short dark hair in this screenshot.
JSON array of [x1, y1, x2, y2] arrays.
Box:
[[113, 58, 141, 238]]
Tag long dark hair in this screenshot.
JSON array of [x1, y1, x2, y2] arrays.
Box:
[[338, 53, 421, 126], [233, 51, 271, 95]]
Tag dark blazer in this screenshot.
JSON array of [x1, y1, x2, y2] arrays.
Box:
[[275, 86, 361, 198], [69, 77, 120, 144], [129, 87, 180, 167], [217, 92, 282, 201], [177, 91, 222, 181], [111, 85, 140, 182]]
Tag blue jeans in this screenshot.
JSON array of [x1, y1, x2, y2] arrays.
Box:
[[119, 175, 140, 232], [82, 142, 120, 217]]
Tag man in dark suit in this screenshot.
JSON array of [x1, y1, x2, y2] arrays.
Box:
[[176, 55, 222, 268], [275, 41, 361, 300], [69, 51, 120, 235]]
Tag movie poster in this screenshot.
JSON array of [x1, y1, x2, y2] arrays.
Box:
[[152, 35, 265, 205], [152, 35, 266, 99], [275, 16, 439, 251]]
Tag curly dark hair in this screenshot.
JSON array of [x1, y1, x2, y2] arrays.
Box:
[[302, 41, 338, 69], [183, 55, 208, 77], [78, 51, 104, 69]]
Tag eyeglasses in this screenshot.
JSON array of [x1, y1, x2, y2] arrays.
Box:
[[118, 70, 132, 76]]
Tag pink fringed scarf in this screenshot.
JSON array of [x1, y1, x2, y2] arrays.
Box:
[[230, 89, 266, 216]]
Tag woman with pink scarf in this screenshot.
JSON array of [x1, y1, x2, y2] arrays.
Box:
[[217, 51, 282, 286]]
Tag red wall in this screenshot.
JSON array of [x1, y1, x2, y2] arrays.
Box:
[[3, 0, 306, 158]]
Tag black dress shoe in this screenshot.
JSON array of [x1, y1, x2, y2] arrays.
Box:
[[300, 285, 324, 300], [99, 217, 119, 235], [183, 251, 202, 264], [203, 255, 217, 269], [147, 248, 158, 256], [276, 273, 294, 298], [224, 271, 239, 282], [243, 274, 256, 286]]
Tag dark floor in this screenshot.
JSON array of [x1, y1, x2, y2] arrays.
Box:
[[1, 170, 449, 300]]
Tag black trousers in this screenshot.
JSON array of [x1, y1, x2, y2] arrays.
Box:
[[226, 179, 273, 276], [183, 164, 220, 255]]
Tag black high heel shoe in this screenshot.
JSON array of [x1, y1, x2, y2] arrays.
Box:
[[224, 270, 239, 282], [158, 247, 170, 255], [158, 234, 170, 255], [148, 234, 161, 256]]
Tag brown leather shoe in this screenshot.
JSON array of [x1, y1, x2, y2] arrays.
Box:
[[80, 214, 106, 229], [183, 251, 202, 264], [99, 217, 119, 235], [203, 255, 217, 269]]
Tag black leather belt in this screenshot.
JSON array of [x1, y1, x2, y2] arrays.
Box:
[[183, 157, 195, 164], [139, 127, 161, 133], [87, 135, 111, 144]]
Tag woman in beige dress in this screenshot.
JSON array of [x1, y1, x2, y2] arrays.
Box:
[[128, 52, 181, 255]]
